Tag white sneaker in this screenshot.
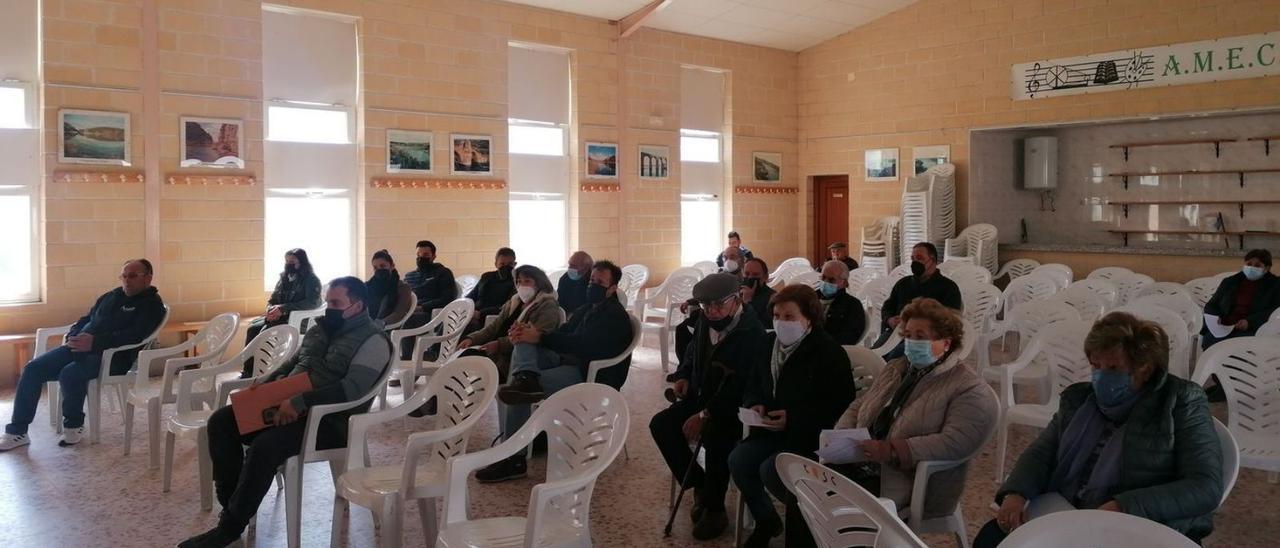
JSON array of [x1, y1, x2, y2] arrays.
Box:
[[59, 427, 85, 447], [0, 433, 30, 451]]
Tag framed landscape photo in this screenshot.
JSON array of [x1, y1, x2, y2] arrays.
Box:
[[180, 117, 244, 169], [585, 142, 618, 179], [638, 145, 669, 180], [451, 133, 491, 175], [864, 148, 899, 182], [912, 145, 950, 175], [60, 109, 130, 165], [387, 129, 433, 174], [752, 152, 782, 183]]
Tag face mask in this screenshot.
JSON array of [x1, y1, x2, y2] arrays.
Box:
[[567, 269, 583, 281], [1243, 265, 1265, 281], [1091, 369, 1137, 407], [284, 264, 298, 275], [373, 269, 392, 280], [742, 278, 761, 289], [319, 307, 347, 336], [416, 257, 433, 270], [910, 260, 926, 277], [903, 338, 939, 368], [723, 260, 739, 273], [774, 320, 807, 346], [516, 285, 536, 303], [819, 281, 839, 299], [585, 283, 606, 304], [499, 265, 514, 278]]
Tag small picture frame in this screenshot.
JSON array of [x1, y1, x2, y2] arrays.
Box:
[[585, 142, 618, 179], [752, 152, 782, 183], [59, 109, 131, 165], [180, 117, 245, 169], [638, 145, 670, 180], [911, 145, 950, 175], [864, 148, 899, 182], [387, 129, 433, 174], [450, 133, 492, 175]]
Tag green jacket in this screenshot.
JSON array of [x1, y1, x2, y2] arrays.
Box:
[[997, 370, 1222, 541]]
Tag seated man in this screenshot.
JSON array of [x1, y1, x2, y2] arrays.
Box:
[[740, 257, 775, 330], [477, 260, 634, 482], [464, 247, 518, 330], [651, 273, 769, 541], [817, 260, 867, 346], [1, 259, 166, 451], [875, 242, 962, 356], [719, 245, 744, 277], [556, 250, 594, 314], [716, 230, 754, 268], [400, 239, 457, 359], [827, 241, 859, 271], [178, 277, 391, 548]]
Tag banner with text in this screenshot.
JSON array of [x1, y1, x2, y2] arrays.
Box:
[[1012, 31, 1279, 100]]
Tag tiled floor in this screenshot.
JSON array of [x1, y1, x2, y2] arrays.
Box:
[[0, 334, 1275, 547]]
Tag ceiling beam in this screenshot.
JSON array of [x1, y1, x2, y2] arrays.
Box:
[[618, 0, 673, 38]]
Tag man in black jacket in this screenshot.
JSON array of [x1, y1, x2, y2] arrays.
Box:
[[826, 242, 859, 271], [875, 242, 962, 356], [399, 240, 457, 359], [1, 259, 166, 451], [651, 273, 770, 541], [817, 259, 867, 346], [477, 260, 634, 483], [556, 250, 594, 314], [740, 257, 775, 330], [1202, 248, 1280, 348], [464, 247, 517, 330]]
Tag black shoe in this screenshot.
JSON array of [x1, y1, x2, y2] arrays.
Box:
[[177, 526, 239, 548], [407, 397, 437, 418], [475, 454, 528, 483], [692, 509, 729, 540], [498, 372, 545, 405], [690, 488, 706, 523], [743, 515, 783, 548]]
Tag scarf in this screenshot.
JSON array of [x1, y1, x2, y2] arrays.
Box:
[[769, 331, 808, 398], [868, 354, 945, 440], [1049, 391, 1141, 508]]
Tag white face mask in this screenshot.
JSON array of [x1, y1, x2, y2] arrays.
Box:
[[516, 285, 536, 303], [723, 259, 739, 273], [774, 320, 807, 346]]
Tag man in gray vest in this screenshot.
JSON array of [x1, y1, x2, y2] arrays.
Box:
[[179, 277, 391, 548]]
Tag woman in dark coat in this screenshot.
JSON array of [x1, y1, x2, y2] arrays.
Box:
[[727, 284, 853, 547], [241, 248, 322, 376], [1202, 248, 1280, 348]]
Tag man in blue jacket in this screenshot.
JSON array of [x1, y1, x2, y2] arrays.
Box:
[[1, 259, 166, 450]]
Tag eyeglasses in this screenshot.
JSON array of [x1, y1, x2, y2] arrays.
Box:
[[704, 295, 738, 311]]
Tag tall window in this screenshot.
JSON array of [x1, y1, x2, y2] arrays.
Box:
[[0, 1, 41, 304], [680, 67, 727, 266], [262, 5, 358, 288], [507, 43, 571, 269]]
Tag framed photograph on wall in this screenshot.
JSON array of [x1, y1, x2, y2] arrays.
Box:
[[180, 117, 244, 169], [585, 142, 618, 179], [387, 129, 433, 174], [864, 148, 899, 182], [638, 145, 669, 180], [450, 133, 491, 175], [912, 145, 950, 175], [59, 109, 130, 165], [752, 152, 782, 183]]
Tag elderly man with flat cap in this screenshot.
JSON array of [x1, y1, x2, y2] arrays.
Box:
[[650, 273, 769, 542]]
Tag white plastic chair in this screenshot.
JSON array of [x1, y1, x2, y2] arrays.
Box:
[[1049, 285, 1107, 323], [437, 383, 630, 548], [860, 276, 899, 350], [43, 305, 171, 444], [994, 259, 1040, 283], [944, 223, 998, 274], [163, 325, 301, 510], [692, 260, 719, 277], [768, 262, 814, 289], [332, 356, 498, 548], [383, 298, 474, 408], [1192, 338, 1280, 483], [859, 217, 900, 276], [586, 314, 643, 385], [1113, 272, 1155, 306], [1001, 274, 1060, 315], [845, 344, 886, 394], [1133, 294, 1203, 347], [634, 267, 701, 375], [889, 263, 914, 279], [960, 283, 1003, 371], [382, 293, 418, 332], [991, 319, 1093, 482], [775, 453, 928, 548], [942, 263, 993, 289], [1002, 509, 1197, 547], [846, 267, 883, 299], [776, 257, 812, 271], [1213, 417, 1240, 508], [1257, 318, 1280, 337], [1213, 270, 1236, 281], [124, 312, 240, 469], [1183, 276, 1221, 308], [1028, 263, 1072, 290], [280, 354, 396, 548], [1136, 281, 1192, 302], [786, 270, 823, 291], [545, 268, 568, 287], [1086, 266, 1133, 282], [617, 264, 650, 310], [287, 305, 326, 337], [1114, 303, 1192, 379], [1066, 278, 1120, 311], [456, 274, 479, 298]]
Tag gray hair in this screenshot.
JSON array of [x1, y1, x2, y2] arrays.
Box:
[[821, 259, 850, 278]]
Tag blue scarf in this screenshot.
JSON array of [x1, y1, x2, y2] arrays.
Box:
[[1048, 390, 1142, 508]]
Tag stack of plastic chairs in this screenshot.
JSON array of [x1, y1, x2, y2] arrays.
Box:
[[899, 163, 956, 261], [944, 223, 998, 275], [859, 216, 900, 276]]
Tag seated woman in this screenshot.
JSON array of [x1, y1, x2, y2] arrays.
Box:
[[1202, 248, 1280, 349], [976, 312, 1223, 547], [365, 249, 412, 328], [457, 265, 562, 381], [727, 284, 853, 547], [241, 248, 321, 377], [822, 297, 997, 546]]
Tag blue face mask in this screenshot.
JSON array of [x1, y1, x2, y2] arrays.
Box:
[[1091, 369, 1137, 407], [903, 338, 938, 368], [1243, 265, 1265, 281], [819, 281, 839, 298], [567, 269, 583, 281]]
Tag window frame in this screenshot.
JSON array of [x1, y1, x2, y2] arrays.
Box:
[[680, 128, 722, 164], [265, 101, 354, 145], [508, 118, 567, 157]]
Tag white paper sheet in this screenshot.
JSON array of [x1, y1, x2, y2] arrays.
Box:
[[738, 407, 780, 430], [1204, 313, 1234, 338], [815, 428, 872, 465]]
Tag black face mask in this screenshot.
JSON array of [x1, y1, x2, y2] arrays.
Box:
[[586, 283, 607, 304], [284, 264, 299, 275], [319, 307, 346, 336], [499, 265, 514, 278], [741, 278, 761, 289], [910, 260, 926, 277], [416, 257, 433, 270], [707, 313, 734, 332], [373, 269, 393, 280]]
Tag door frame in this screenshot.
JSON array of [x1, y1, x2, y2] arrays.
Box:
[[811, 174, 849, 266]]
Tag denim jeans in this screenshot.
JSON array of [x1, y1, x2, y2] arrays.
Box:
[[727, 434, 790, 527], [5, 346, 102, 435], [498, 343, 583, 441]]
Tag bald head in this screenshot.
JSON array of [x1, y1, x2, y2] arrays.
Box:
[[119, 259, 154, 296], [568, 251, 594, 276]]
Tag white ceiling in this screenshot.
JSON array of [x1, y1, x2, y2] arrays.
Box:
[[500, 0, 916, 52]]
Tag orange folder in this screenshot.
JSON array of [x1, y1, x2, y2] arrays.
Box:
[[230, 373, 313, 435]]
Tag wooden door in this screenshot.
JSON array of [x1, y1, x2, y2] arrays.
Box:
[[813, 175, 849, 265]]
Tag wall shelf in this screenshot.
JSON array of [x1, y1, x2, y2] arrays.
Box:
[[1247, 135, 1280, 156], [1106, 168, 1280, 189], [1107, 228, 1280, 249], [1109, 138, 1236, 160], [1106, 199, 1280, 218]]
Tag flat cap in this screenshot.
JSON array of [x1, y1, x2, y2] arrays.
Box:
[[693, 273, 740, 303], [828, 242, 848, 250]]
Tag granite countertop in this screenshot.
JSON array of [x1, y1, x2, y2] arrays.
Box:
[[999, 243, 1243, 257]]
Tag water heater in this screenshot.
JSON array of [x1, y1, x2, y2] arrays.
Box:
[[1023, 136, 1058, 189]]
